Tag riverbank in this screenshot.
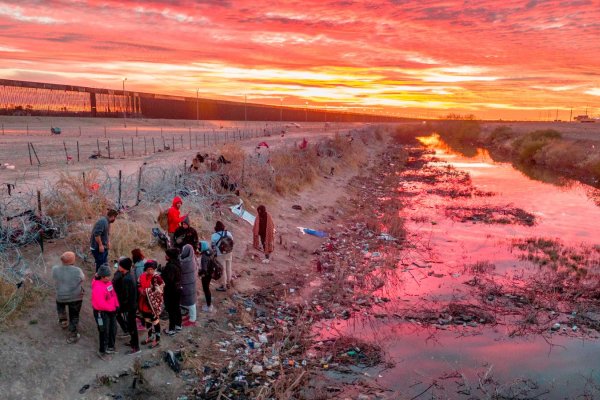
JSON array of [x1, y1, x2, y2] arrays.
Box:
[[426, 120, 600, 188]]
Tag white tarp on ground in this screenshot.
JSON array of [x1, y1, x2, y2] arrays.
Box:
[[230, 200, 256, 226]]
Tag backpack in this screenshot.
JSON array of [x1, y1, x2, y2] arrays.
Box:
[[216, 231, 234, 254], [209, 255, 223, 281], [157, 209, 169, 231]]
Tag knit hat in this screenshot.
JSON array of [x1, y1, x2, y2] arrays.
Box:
[[118, 257, 133, 271], [165, 247, 180, 260], [60, 251, 76, 265], [182, 215, 190, 226], [199, 241, 209, 253], [144, 259, 158, 271], [97, 264, 112, 277]]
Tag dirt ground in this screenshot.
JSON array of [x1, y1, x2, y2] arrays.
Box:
[[0, 118, 386, 399]]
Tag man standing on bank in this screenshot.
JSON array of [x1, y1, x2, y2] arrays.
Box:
[[90, 209, 118, 271]]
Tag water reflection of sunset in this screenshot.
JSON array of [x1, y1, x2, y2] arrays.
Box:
[[316, 136, 600, 397]]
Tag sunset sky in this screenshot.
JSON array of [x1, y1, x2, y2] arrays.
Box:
[[1, 0, 600, 120]]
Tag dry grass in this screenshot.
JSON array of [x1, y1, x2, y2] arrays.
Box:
[[390, 123, 427, 144], [44, 170, 113, 224], [511, 129, 562, 163]]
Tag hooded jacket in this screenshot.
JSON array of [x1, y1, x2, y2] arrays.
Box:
[[91, 279, 119, 312], [179, 244, 198, 306], [112, 270, 137, 312], [167, 196, 186, 233]]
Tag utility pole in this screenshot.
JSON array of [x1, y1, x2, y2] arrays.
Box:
[[122, 78, 127, 128], [569, 107, 573, 122], [196, 88, 200, 126]]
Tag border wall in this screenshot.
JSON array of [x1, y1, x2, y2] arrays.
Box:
[[0, 79, 402, 123]]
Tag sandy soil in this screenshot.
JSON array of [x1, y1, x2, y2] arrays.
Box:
[[0, 119, 384, 399]]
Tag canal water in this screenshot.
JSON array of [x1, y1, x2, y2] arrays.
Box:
[[317, 135, 600, 399]]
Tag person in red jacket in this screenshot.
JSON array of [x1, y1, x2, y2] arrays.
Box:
[[138, 260, 164, 348], [167, 196, 187, 245]]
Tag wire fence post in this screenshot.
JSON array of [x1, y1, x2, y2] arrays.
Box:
[[63, 141, 69, 164], [97, 138, 100, 156], [79, 126, 82, 136], [30, 142, 41, 165], [180, 135, 184, 150], [121, 137, 125, 156], [77, 141, 80, 162], [117, 170, 122, 209], [37, 190, 44, 252], [189, 128, 192, 149], [152, 137, 156, 153], [172, 136, 175, 152], [136, 166, 143, 205], [144, 137, 147, 155], [136, 126, 138, 137], [108, 139, 111, 159], [1, 123, 4, 135], [131, 137, 134, 156], [203, 132, 206, 147], [26, 123, 29, 135], [104, 126, 107, 138], [27, 142, 33, 166]]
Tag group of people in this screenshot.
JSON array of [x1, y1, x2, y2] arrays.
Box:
[[53, 198, 275, 360]]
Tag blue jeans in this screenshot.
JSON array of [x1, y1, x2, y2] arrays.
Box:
[[91, 248, 108, 271]]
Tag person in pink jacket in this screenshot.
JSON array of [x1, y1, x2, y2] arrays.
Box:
[[91, 264, 119, 361]]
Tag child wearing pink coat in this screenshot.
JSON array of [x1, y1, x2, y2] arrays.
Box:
[[92, 264, 119, 360]]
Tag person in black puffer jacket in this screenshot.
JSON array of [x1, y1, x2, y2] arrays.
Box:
[[113, 258, 140, 354], [162, 248, 182, 335]]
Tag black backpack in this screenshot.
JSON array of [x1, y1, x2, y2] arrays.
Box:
[[216, 231, 234, 254], [209, 255, 223, 281]]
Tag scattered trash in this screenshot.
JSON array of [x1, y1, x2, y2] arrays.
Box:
[[551, 323, 561, 332], [78, 384, 90, 394], [230, 200, 256, 225], [298, 227, 327, 237], [251, 365, 263, 374], [165, 350, 182, 373], [292, 205, 303, 210], [378, 233, 396, 241]]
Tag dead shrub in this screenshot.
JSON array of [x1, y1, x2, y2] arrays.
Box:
[[534, 140, 587, 169], [44, 170, 112, 224], [391, 124, 426, 144]]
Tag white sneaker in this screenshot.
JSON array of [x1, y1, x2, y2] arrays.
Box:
[[262, 258, 270, 264], [202, 305, 215, 313]]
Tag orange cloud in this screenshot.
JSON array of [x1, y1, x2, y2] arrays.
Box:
[[1, 0, 599, 120]]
